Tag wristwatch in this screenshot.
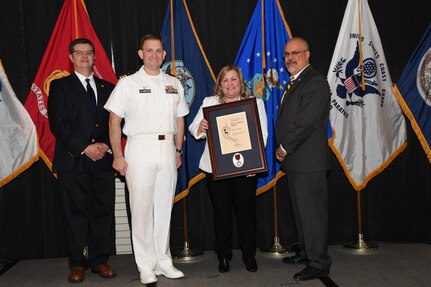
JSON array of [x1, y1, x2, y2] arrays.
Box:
[[176, 148, 182, 154]]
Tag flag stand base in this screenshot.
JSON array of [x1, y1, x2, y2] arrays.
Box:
[[260, 237, 294, 257], [172, 241, 203, 262], [344, 234, 378, 254]]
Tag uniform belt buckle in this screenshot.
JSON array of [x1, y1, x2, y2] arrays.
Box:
[[158, 135, 165, 140]]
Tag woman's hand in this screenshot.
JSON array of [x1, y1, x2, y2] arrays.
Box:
[[198, 118, 209, 134]]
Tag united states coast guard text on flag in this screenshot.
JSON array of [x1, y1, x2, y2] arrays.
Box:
[[234, 0, 292, 194], [394, 23, 431, 163], [160, 0, 216, 202], [328, 0, 407, 191], [0, 60, 39, 188]]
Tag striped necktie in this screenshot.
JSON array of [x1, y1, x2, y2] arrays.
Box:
[[287, 76, 296, 90], [280, 76, 296, 105]]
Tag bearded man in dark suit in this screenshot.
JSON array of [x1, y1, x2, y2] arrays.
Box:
[[275, 37, 332, 281], [48, 38, 116, 283]]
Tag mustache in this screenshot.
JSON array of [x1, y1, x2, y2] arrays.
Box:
[[286, 60, 296, 65]]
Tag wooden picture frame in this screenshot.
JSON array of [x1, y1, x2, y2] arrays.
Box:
[[203, 98, 267, 180]]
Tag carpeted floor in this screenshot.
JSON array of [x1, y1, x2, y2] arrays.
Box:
[[0, 244, 430, 287]]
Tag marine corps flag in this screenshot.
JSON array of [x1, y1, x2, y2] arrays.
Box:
[[24, 0, 117, 170], [394, 23, 431, 163], [328, 0, 407, 191], [160, 0, 216, 201], [0, 60, 39, 188], [234, 0, 292, 194]]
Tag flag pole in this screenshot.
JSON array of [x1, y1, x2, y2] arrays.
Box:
[[344, 189, 377, 253], [169, 0, 200, 261], [170, 0, 176, 75], [261, 0, 266, 93], [261, 184, 294, 256], [172, 195, 203, 262], [343, 0, 378, 254], [260, 0, 291, 257]]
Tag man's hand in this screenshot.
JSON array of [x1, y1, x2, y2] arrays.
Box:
[[275, 147, 287, 162], [84, 143, 105, 161], [108, 112, 126, 174], [96, 143, 110, 156], [113, 157, 128, 176], [84, 143, 110, 161], [176, 153, 182, 169]]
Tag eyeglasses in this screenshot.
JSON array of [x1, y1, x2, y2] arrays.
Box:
[[283, 50, 307, 57], [72, 50, 94, 56]]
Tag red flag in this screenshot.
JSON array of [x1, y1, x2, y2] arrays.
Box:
[[24, 0, 117, 170]]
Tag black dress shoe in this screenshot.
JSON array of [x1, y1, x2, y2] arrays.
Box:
[[282, 254, 308, 264], [246, 263, 258, 272], [244, 258, 258, 272], [218, 258, 230, 273], [293, 266, 329, 281]]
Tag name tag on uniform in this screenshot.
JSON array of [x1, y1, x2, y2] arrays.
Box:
[[139, 87, 151, 93], [165, 85, 178, 94]]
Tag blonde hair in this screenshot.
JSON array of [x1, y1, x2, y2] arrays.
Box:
[[214, 64, 250, 103]]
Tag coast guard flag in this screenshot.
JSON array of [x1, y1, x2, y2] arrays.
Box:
[[0, 60, 39, 188], [328, 0, 407, 191], [160, 0, 216, 201], [235, 0, 292, 194], [394, 23, 431, 163], [24, 0, 117, 170]]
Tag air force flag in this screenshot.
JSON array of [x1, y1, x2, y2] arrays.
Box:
[[328, 0, 407, 191], [235, 0, 292, 194]]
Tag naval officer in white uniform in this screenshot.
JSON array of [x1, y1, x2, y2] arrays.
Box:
[[104, 34, 188, 285]]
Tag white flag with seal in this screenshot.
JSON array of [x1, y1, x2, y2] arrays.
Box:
[[0, 60, 39, 188], [327, 0, 407, 191]]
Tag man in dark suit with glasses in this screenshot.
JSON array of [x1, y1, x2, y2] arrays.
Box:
[[275, 37, 332, 281], [48, 38, 116, 283]]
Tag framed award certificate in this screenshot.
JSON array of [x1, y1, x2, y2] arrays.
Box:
[[203, 97, 267, 180]]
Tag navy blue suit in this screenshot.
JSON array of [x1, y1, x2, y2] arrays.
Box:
[[48, 72, 116, 269]]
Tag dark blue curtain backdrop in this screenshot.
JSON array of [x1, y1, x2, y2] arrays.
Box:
[[0, 0, 430, 260]]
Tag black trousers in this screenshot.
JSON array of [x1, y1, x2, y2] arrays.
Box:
[[285, 170, 332, 270], [205, 173, 258, 265], [57, 170, 116, 269]]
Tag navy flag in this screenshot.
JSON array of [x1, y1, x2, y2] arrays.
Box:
[[160, 0, 216, 201], [394, 23, 431, 163], [234, 0, 292, 194]]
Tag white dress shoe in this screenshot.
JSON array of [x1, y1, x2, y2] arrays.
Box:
[[140, 271, 157, 284], [154, 265, 184, 279]]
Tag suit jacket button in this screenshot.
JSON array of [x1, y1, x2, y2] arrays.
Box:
[[95, 124, 99, 127]]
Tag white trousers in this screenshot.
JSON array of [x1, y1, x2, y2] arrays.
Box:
[[125, 136, 177, 272]]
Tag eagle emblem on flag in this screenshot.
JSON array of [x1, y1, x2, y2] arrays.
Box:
[[332, 41, 381, 107], [162, 60, 195, 106]]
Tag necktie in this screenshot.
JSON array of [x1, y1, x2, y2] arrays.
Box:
[[85, 78, 97, 112], [280, 76, 296, 105], [287, 76, 296, 90]]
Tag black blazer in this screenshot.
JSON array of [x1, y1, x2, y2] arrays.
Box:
[[275, 65, 330, 172], [48, 73, 115, 172]]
